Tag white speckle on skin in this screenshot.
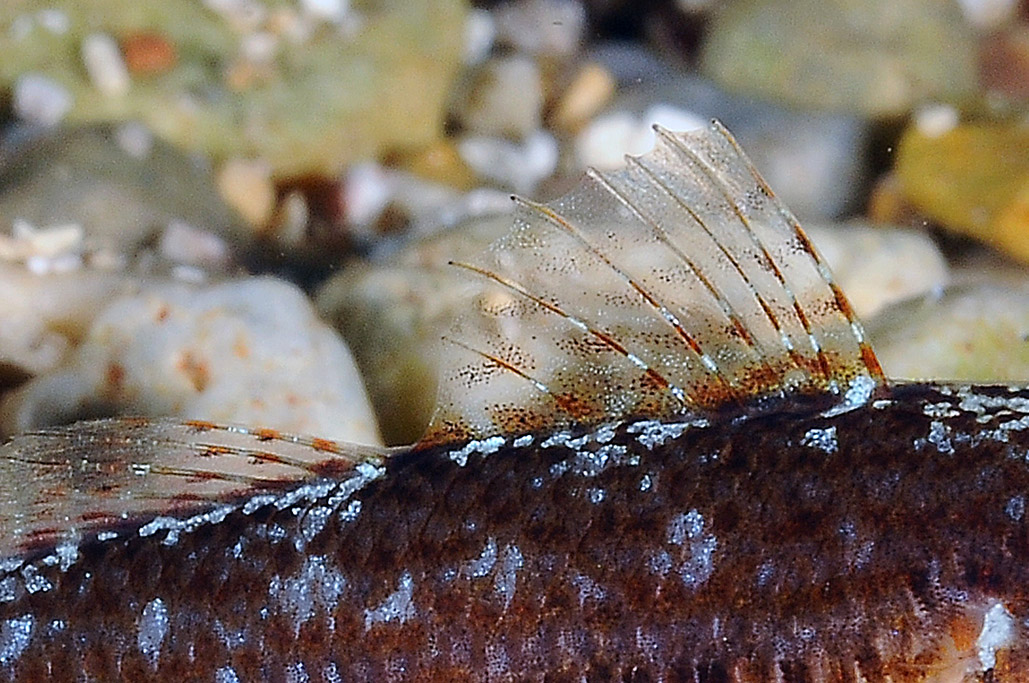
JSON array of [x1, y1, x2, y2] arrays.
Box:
[[465, 537, 498, 578], [977, 602, 1015, 671], [588, 487, 606, 504], [216, 666, 241, 683], [97, 531, 119, 542], [494, 545, 523, 609], [923, 401, 960, 419], [570, 572, 606, 607], [627, 419, 706, 450], [322, 661, 343, 683], [138, 504, 236, 546], [513, 434, 533, 448], [448, 435, 506, 466], [20, 564, 52, 594], [927, 420, 954, 454], [640, 473, 652, 491], [0, 614, 34, 665], [137, 598, 169, 668], [296, 505, 333, 550], [1006, 495, 1025, 521], [286, 661, 310, 683], [666, 510, 718, 590], [269, 555, 347, 637], [364, 572, 415, 631], [821, 374, 876, 418], [0, 577, 16, 603], [339, 499, 362, 523], [801, 426, 838, 454]]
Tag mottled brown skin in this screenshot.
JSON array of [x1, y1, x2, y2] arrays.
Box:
[[3, 383, 1029, 681]]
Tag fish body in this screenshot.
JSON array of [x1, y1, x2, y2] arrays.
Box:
[[2, 122, 1026, 681], [4, 383, 1029, 681]]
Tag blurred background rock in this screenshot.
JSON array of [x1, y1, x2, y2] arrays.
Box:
[[0, 0, 1026, 445]]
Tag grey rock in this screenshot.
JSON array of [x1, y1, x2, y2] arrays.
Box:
[[0, 124, 250, 272], [576, 73, 872, 220], [455, 55, 545, 139], [494, 0, 586, 57], [700, 0, 976, 117]]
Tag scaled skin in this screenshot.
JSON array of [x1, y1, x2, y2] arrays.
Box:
[[2, 383, 1029, 681]]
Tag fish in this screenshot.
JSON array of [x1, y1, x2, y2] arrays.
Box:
[[2, 120, 1028, 682]]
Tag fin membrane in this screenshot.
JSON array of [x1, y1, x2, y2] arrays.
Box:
[[425, 120, 883, 443], [0, 417, 387, 558]]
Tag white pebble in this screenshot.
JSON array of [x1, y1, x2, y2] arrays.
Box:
[[458, 130, 558, 194], [301, 0, 349, 22], [463, 9, 496, 65], [82, 33, 130, 97], [13, 73, 72, 126], [957, 0, 1018, 29], [344, 162, 394, 227], [115, 122, 154, 159], [914, 104, 959, 139], [576, 105, 706, 171], [36, 9, 70, 35], [494, 0, 585, 57]]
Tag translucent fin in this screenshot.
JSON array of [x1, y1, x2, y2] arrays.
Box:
[[0, 417, 390, 558], [424, 120, 883, 443]]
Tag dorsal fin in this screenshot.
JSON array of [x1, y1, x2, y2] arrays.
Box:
[[423, 120, 884, 444], [0, 417, 389, 559]]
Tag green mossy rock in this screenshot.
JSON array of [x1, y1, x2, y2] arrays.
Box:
[[701, 0, 976, 117], [0, 0, 466, 175]]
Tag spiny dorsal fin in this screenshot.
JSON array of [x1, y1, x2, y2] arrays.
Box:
[[0, 417, 389, 558], [423, 120, 883, 444]]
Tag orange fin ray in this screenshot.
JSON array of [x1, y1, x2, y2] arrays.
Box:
[[423, 120, 884, 444], [0, 417, 390, 557]]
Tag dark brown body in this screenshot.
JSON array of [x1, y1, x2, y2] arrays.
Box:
[[3, 382, 1029, 681]]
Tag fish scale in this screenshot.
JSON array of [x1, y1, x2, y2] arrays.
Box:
[[4, 385, 1029, 680], [2, 122, 1027, 681]]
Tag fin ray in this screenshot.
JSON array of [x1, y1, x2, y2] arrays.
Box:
[[424, 120, 883, 443], [0, 417, 389, 558]]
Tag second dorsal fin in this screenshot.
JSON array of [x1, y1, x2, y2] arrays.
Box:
[[423, 120, 884, 444]]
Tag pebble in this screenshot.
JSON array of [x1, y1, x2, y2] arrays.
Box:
[[494, 0, 586, 58], [81, 32, 130, 97], [456, 55, 544, 139], [0, 0, 467, 176], [216, 158, 276, 228], [0, 278, 382, 445], [548, 61, 616, 133], [868, 284, 1029, 382], [12, 73, 72, 127], [317, 214, 515, 444], [895, 121, 1029, 263], [121, 31, 178, 75], [157, 220, 232, 270], [575, 105, 707, 170], [700, 0, 976, 117], [956, 0, 1018, 29], [0, 125, 250, 271], [463, 8, 496, 65], [300, 0, 349, 23], [398, 139, 479, 191], [579, 72, 870, 219], [0, 264, 139, 381], [457, 130, 559, 194], [803, 222, 949, 319]]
